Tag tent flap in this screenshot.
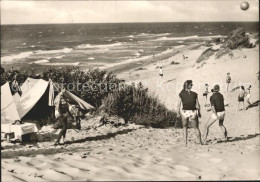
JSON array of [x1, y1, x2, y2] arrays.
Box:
[[64, 90, 94, 110], [1, 82, 21, 123]]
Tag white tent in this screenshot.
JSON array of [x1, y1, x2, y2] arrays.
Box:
[[3, 77, 94, 122], [1, 82, 21, 124]]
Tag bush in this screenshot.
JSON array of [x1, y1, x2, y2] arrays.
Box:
[[1, 66, 178, 128], [1, 67, 122, 108], [102, 82, 177, 128], [196, 48, 216, 63], [222, 27, 251, 50], [215, 48, 234, 59]]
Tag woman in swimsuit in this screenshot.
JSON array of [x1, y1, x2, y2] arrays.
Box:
[[177, 80, 202, 146]]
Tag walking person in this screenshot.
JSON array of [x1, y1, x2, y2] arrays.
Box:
[[177, 80, 203, 146], [226, 73, 231, 92], [159, 66, 163, 83], [203, 85, 228, 143], [237, 86, 246, 111], [54, 94, 72, 145], [245, 85, 252, 107], [203, 83, 210, 106]]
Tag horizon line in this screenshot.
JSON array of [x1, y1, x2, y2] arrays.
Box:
[[1, 21, 259, 26]]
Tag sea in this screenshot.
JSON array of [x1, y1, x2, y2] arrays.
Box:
[[1, 22, 259, 73]]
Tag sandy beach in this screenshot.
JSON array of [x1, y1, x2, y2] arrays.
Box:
[[1, 41, 260, 181]]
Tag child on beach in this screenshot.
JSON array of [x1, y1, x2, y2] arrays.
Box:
[[226, 73, 231, 92], [203, 84, 210, 106], [237, 86, 246, 111], [159, 67, 163, 83]]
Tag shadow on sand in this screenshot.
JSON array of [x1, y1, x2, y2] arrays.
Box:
[[217, 133, 260, 144], [64, 128, 139, 145]]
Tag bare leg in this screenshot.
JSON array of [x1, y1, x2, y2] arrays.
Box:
[[204, 96, 207, 106], [219, 120, 228, 140], [227, 83, 229, 92], [247, 99, 251, 106], [191, 117, 203, 145], [181, 117, 189, 146], [242, 101, 244, 110], [203, 116, 217, 143], [237, 102, 240, 111]]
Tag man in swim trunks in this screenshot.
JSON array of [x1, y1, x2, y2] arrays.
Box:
[[177, 80, 202, 146], [203, 83, 210, 106], [226, 73, 231, 92], [203, 85, 228, 143], [237, 86, 246, 111]]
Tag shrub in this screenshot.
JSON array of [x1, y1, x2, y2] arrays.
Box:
[[215, 48, 234, 59], [102, 82, 177, 128], [222, 27, 251, 50], [196, 48, 216, 63], [1, 66, 178, 128]]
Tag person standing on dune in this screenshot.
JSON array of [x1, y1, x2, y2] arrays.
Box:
[[203, 83, 210, 107], [245, 85, 252, 107], [237, 86, 246, 111], [159, 66, 163, 83], [226, 73, 231, 92], [203, 85, 228, 143], [177, 80, 202, 146]]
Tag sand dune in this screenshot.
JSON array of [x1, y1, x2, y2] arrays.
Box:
[[2, 44, 260, 181]]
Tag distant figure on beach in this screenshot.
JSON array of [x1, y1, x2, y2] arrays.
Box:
[[55, 93, 71, 145], [245, 85, 252, 107], [203, 85, 228, 143], [177, 80, 202, 146], [237, 86, 246, 111], [226, 73, 231, 91], [183, 54, 188, 61], [159, 66, 163, 83], [203, 83, 210, 106]]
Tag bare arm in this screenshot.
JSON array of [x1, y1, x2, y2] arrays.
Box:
[[196, 98, 201, 117], [177, 97, 182, 115], [211, 105, 218, 118]]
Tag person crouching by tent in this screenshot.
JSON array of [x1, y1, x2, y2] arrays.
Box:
[[54, 94, 71, 145]]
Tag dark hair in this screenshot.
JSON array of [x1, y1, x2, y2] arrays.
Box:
[[205, 83, 208, 86], [182, 80, 193, 91], [213, 84, 220, 92], [227, 73, 230, 75], [59, 102, 69, 114], [241, 86, 245, 90]]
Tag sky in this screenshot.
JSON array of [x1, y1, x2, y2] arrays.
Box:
[[1, 0, 259, 24]]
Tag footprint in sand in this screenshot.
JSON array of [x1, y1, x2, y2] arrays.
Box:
[[208, 158, 222, 164], [174, 165, 190, 171], [171, 169, 197, 179], [196, 153, 212, 158]]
